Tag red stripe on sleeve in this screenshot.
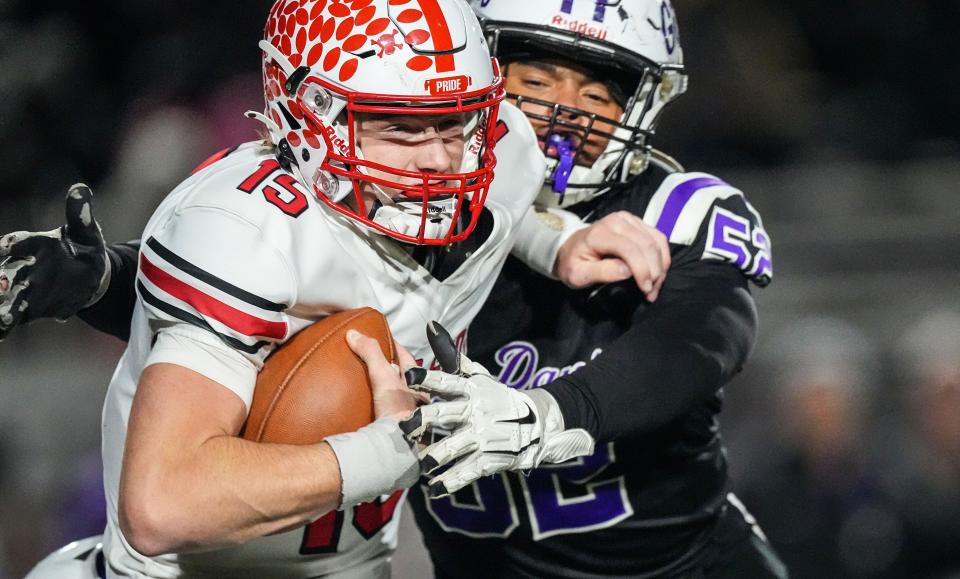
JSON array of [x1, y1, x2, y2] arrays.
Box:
[[191, 148, 232, 175], [140, 253, 288, 340]]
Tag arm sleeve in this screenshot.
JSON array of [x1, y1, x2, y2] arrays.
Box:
[[136, 207, 297, 406], [543, 172, 774, 441], [543, 261, 758, 442], [77, 240, 141, 341]]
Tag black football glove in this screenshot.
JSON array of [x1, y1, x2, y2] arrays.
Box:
[[0, 184, 109, 340]]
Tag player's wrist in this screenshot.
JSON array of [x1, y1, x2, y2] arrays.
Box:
[[513, 207, 588, 280], [324, 417, 419, 508], [525, 388, 596, 465], [81, 245, 112, 310]]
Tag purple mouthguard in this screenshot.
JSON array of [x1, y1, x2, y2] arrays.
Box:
[[547, 133, 576, 197]]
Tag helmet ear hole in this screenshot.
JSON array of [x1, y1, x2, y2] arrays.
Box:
[[313, 170, 339, 199], [302, 85, 333, 118]]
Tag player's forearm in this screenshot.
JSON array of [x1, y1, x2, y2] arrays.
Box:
[[121, 434, 342, 556], [120, 363, 345, 556], [544, 264, 757, 442], [77, 240, 141, 341]]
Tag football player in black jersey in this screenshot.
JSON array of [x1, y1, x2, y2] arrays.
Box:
[[400, 1, 787, 577], [0, 1, 786, 577]]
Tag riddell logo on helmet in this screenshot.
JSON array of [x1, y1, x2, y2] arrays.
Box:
[[426, 75, 472, 96], [550, 15, 608, 40], [320, 123, 348, 155]]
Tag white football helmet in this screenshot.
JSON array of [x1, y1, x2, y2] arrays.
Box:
[[24, 537, 104, 579], [471, 0, 688, 207], [255, 0, 505, 244]]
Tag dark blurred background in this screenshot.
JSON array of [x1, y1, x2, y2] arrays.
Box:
[[1, 1, 959, 577]]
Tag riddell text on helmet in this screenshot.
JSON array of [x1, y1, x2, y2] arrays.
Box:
[[550, 15, 608, 41]]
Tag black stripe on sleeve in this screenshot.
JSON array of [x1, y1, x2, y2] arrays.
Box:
[[137, 280, 269, 355], [145, 237, 287, 312]]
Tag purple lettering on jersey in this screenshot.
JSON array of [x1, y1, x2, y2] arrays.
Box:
[[702, 205, 774, 285], [494, 342, 598, 390], [495, 342, 537, 388], [655, 177, 728, 238], [430, 345, 630, 540], [532, 366, 560, 388]]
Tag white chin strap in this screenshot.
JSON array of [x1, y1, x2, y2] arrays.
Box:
[[369, 196, 460, 241]]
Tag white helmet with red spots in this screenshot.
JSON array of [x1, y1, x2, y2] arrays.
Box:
[[253, 0, 505, 244], [471, 0, 688, 208]]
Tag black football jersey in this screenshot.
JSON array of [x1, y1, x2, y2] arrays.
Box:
[[409, 159, 772, 578]]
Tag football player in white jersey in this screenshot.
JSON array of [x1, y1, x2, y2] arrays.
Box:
[[23, 0, 545, 574], [100, 0, 527, 574]]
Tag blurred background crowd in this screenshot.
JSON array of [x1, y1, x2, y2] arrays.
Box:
[[1, 1, 958, 577]]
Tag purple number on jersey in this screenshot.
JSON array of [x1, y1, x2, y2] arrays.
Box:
[[706, 208, 751, 269], [750, 228, 773, 281], [425, 474, 519, 538], [704, 205, 773, 286], [520, 442, 632, 539], [425, 443, 632, 540]]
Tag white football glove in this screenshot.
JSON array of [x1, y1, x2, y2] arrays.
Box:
[[400, 322, 595, 498]]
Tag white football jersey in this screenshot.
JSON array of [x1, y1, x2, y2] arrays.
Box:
[[100, 102, 545, 578]]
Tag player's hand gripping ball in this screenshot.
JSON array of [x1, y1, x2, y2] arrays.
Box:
[[402, 322, 596, 497], [242, 307, 397, 444]]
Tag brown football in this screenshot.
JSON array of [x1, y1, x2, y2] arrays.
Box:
[[242, 307, 395, 445]]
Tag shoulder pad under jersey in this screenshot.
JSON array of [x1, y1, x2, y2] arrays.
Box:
[[176, 142, 316, 228], [643, 172, 772, 286], [137, 144, 304, 361]]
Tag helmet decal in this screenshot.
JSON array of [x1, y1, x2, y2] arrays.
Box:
[[559, 0, 609, 24], [263, 0, 469, 77], [659, 1, 680, 56], [372, 32, 403, 57]]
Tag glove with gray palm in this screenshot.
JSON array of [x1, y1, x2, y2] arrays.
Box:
[[0, 185, 109, 340], [401, 322, 595, 498]]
